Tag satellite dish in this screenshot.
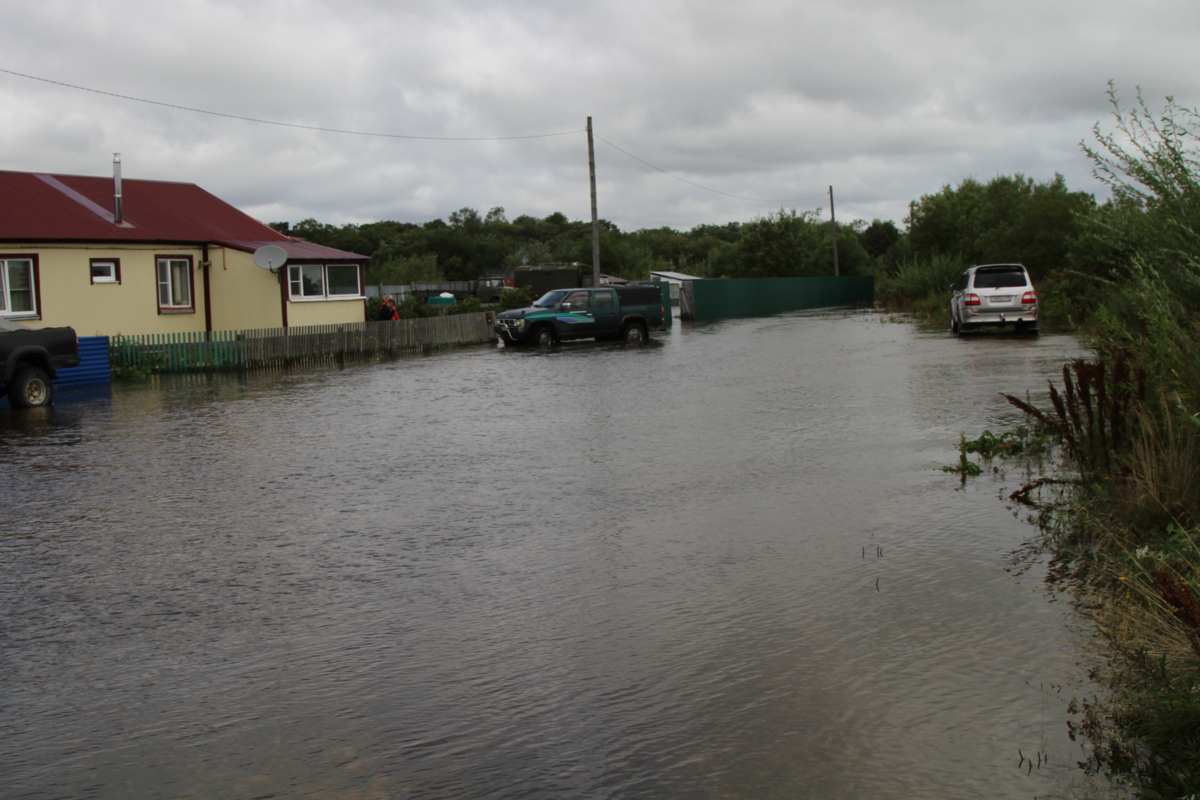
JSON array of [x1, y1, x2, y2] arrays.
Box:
[[253, 245, 288, 271]]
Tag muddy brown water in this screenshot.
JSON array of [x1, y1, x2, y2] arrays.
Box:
[[1, 311, 1093, 799]]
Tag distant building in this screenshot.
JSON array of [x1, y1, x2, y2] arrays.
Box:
[[0, 169, 368, 336], [648, 270, 703, 305]]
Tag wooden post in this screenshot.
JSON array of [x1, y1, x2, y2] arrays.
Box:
[[588, 116, 601, 288]]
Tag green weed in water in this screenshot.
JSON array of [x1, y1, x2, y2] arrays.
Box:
[[940, 435, 984, 479]]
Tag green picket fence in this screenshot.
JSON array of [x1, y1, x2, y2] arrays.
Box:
[[110, 330, 246, 373], [109, 314, 497, 375]]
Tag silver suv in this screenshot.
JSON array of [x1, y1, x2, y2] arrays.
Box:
[[950, 264, 1038, 335]]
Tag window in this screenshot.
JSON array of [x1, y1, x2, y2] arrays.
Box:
[[972, 268, 1028, 289], [156, 256, 194, 312], [326, 265, 360, 296], [595, 290, 615, 309], [91, 258, 120, 284], [288, 264, 361, 300], [562, 291, 591, 311], [0, 257, 38, 317]]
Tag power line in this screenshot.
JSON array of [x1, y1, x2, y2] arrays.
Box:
[[3, 65, 870, 211], [0, 67, 583, 141], [595, 134, 828, 205]]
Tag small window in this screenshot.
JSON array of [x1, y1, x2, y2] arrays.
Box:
[[595, 290, 615, 309], [289, 265, 325, 298], [288, 264, 362, 300], [1, 258, 38, 316], [91, 259, 120, 284], [156, 256, 194, 312]]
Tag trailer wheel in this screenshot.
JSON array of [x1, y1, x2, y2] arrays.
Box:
[[7, 366, 53, 408], [622, 323, 647, 342]]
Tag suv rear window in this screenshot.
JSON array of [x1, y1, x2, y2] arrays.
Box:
[[972, 269, 1028, 289]]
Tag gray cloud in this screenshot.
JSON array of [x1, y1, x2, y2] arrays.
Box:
[[1, 0, 1196, 231]]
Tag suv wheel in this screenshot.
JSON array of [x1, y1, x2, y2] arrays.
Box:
[[622, 323, 647, 342], [7, 366, 53, 408]]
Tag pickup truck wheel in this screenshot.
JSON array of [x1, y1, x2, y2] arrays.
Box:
[[533, 325, 556, 347], [622, 323, 647, 342], [7, 366, 53, 408]]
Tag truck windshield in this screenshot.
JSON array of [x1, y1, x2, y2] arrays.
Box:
[[532, 291, 569, 308]]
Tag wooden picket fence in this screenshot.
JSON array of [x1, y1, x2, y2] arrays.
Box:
[[110, 313, 496, 375]]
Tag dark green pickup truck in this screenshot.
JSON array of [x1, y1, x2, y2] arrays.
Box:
[[0, 323, 80, 407], [495, 286, 664, 346]]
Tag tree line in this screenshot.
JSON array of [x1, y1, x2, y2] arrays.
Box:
[[269, 171, 1101, 322]]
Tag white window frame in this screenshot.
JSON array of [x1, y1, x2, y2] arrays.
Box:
[[156, 256, 194, 313], [0, 257, 38, 318], [91, 259, 119, 284], [288, 263, 362, 301]]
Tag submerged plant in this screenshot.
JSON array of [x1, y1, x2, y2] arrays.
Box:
[[961, 427, 1054, 458], [940, 434, 984, 480]]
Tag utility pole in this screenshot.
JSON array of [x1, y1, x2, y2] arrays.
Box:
[[587, 116, 600, 287], [829, 185, 840, 277]]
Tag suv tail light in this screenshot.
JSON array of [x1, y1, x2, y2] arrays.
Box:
[[964, 293, 981, 306], [1021, 291, 1037, 305]]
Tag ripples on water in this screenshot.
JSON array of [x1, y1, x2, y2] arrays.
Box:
[[1, 312, 1089, 798]]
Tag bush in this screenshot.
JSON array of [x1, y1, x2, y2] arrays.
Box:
[[496, 286, 536, 311], [397, 295, 436, 319], [365, 296, 383, 321], [444, 296, 482, 315]]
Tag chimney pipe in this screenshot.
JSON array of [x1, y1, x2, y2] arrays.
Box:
[[113, 153, 123, 224]]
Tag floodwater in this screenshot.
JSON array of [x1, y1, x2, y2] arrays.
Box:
[[1, 312, 1095, 799]]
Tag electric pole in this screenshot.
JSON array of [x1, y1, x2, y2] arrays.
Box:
[[829, 185, 840, 277], [587, 117, 600, 287]]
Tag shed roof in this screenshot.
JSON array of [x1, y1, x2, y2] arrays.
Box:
[[649, 270, 703, 281], [0, 170, 366, 261]]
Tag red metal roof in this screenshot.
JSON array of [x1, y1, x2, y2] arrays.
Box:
[[217, 239, 366, 261], [0, 169, 366, 261]]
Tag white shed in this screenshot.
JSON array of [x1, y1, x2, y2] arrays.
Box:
[[648, 271, 703, 305]]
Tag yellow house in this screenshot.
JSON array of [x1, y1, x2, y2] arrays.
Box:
[[0, 169, 368, 336]]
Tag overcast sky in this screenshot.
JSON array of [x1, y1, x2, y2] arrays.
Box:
[[1, 0, 1197, 232]]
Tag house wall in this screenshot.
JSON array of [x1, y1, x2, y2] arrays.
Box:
[[207, 247, 284, 331], [11, 243, 212, 337], [287, 297, 366, 327], [8, 243, 363, 335]]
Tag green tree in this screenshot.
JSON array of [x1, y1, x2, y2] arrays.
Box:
[[1077, 85, 1200, 310], [859, 219, 902, 261], [906, 174, 1095, 280], [732, 209, 870, 278], [371, 253, 442, 286]]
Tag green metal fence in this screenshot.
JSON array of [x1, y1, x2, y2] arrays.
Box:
[[683, 276, 874, 321]]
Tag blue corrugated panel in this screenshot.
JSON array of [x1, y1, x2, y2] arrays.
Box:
[[54, 336, 111, 387]]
